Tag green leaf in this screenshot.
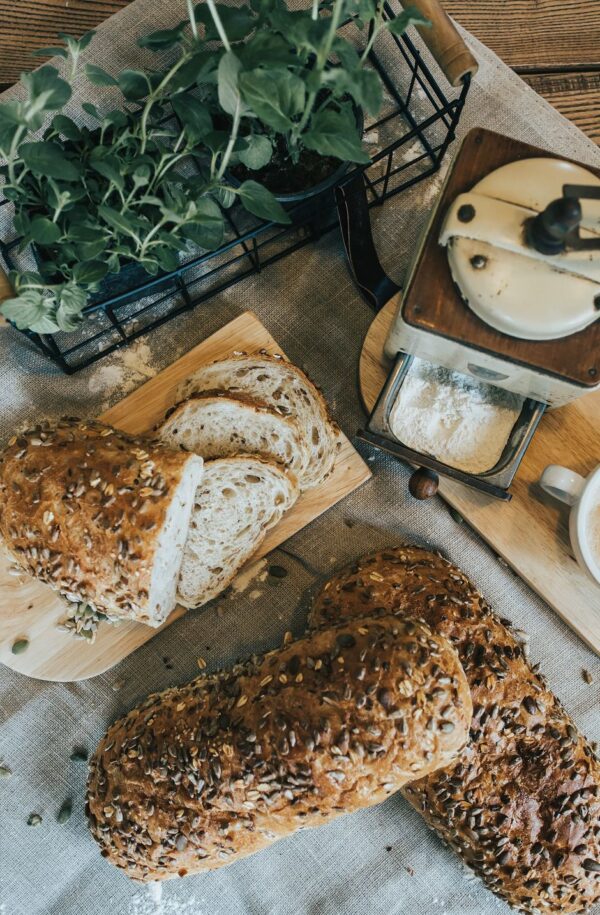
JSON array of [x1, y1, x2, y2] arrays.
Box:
[[238, 133, 272, 170], [1, 290, 52, 330], [324, 67, 381, 116], [386, 7, 430, 35], [194, 3, 255, 42], [239, 68, 304, 132], [72, 261, 108, 285], [55, 303, 83, 332], [102, 109, 128, 130], [117, 69, 151, 101], [236, 179, 290, 224], [303, 108, 370, 163], [170, 93, 212, 143], [85, 64, 118, 87], [215, 186, 236, 208], [29, 217, 61, 246], [185, 197, 224, 249], [217, 52, 242, 117], [23, 66, 72, 110], [98, 205, 141, 238], [52, 114, 81, 141], [19, 141, 82, 181], [59, 284, 88, 312], [89, 156, 125, 190], [82, 102, 101, 120], [238, 32, 296, 70], [31, 46, 68, 59], [168, 50, 215, 92], [138, 22, 187, 50]]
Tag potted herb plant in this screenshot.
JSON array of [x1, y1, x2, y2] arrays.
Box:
[[0, 0, 426, 336]]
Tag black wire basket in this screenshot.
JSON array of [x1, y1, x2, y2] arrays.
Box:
[[0, 2, 471, 374]]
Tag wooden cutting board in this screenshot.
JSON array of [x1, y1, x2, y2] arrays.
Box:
[[360, 298, 600, 655], [0, 311, 371, 682]]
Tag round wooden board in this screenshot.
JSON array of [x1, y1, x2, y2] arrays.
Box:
[[357, 298, 600, 656], [358, 297, 399, 413]]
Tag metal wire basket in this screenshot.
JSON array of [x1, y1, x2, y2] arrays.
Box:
[[0, 1, 471, 373]]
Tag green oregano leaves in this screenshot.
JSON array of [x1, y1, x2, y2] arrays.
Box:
[[0, 1, 426, 335]]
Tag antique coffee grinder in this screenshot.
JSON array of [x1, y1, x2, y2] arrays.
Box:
[[338, 128, 600, 499]]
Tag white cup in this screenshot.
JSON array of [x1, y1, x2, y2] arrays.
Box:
[[539, 464, 600, 586]]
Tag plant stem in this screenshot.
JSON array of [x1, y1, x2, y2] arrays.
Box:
[[139, 55, 188, 154], [360, 0, 386, 64], [289, 0, 344, 152], [186, 0, 199, 41], [205, 0, 231, 51], [311, 0, 319, 21], [7, 125, 26, 186], [215, 99, 241, 182]]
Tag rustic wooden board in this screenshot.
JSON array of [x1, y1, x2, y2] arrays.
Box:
[[360, 299, 600, 656], [0, 311, 371, 681]]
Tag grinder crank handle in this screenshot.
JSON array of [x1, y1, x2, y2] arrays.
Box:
[[335, 174, 401, 312], [398, 0, 478, 87]]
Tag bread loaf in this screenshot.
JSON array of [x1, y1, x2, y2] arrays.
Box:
[[0, 418, 203, 626], [87, 613, 472, 881], [176, 456, 298, 608], [157, 391, 310, 484], [176, 355, 340, 489], [310, 546, 600, 914]]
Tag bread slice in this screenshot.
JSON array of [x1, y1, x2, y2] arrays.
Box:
[[0, 418, 204, 627], [157, 392, 310, 484], [176, 355, 340, 489], [177, 456, 297, 608]]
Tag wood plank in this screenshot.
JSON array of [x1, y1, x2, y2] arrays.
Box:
[[359, 300, 600, 656], [523, 71, 600, 145], [0, 311, 371, 681], [444, 0, 600, 71]]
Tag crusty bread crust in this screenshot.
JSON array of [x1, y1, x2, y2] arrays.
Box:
[[0, 417, 202, 624], [310, 546, 600, 914], [87, 614, 472, 881]]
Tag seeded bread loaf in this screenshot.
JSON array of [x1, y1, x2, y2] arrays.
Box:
[[177, 456, 298, 608], [87, 613, 472, 881], [176, 355, 340, 489], [309, 546, 600, 914], [157, 391, 310, 485], [0, 418, 203, 626]]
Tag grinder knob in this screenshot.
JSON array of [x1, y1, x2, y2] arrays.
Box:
[[409, 468, 439, 500], [526, 196, 582, 255]]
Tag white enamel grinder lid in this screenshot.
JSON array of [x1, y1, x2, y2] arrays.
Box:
[[439, 158, 600, 341]]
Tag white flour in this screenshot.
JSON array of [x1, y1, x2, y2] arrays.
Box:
[[88, 339, 156, 408], [127, 883, 206, 915], [389, 358, 524, 474]]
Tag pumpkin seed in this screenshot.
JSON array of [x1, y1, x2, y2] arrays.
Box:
[[11, 638, 29, 654], [57, 799, 72, 824]]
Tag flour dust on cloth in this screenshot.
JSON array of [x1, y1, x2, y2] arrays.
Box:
[[0, 4, 598, 915]]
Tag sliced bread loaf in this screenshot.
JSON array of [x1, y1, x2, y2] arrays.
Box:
[[176, 355, 339, 489], [157, 392, 310, 485], [0, 418, 204, 627], [177, 456, 298, 608]]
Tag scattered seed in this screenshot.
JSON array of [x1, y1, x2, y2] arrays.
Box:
[[70, 748, 88, 763], [197, 657, 207, 670], [112, 679, 126, 692], [57, 799, 72, 824], [11, 638, 29, 654], [0, 766, 12, 779], [583, 669, 594, 685], [268, 565, 287, 579], [27, 813, 42, 827]]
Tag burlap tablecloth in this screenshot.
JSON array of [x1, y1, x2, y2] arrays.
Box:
[[0, 4, 599, 914]]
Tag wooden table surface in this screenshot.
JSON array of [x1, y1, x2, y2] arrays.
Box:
[[0, 1, 598, 143]]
